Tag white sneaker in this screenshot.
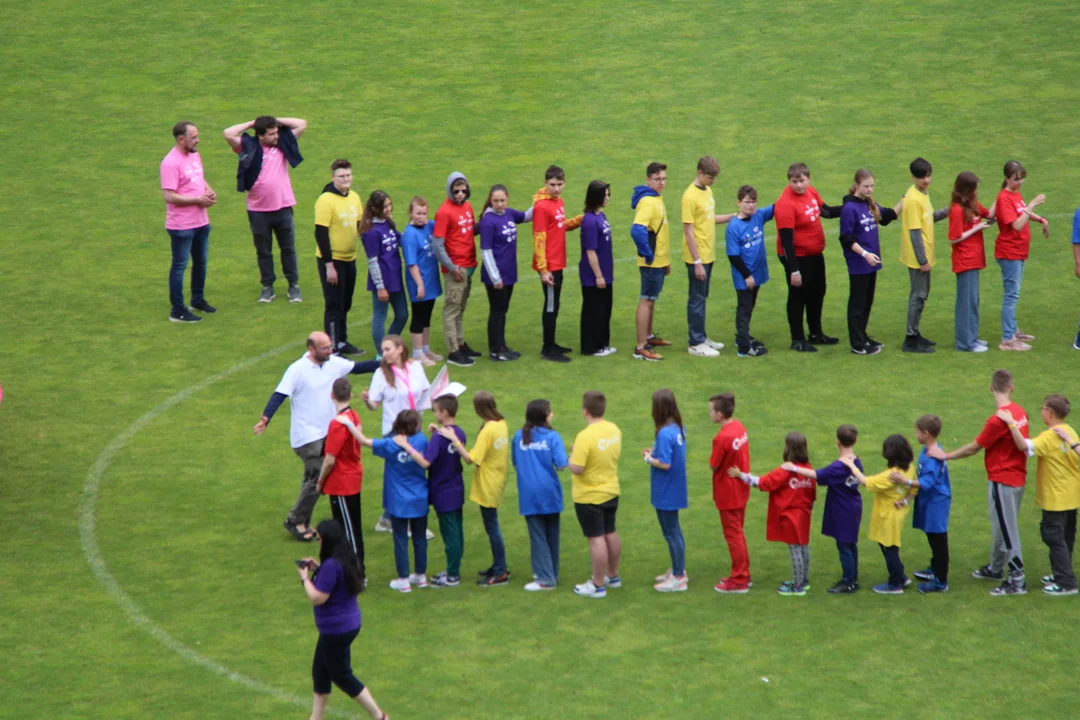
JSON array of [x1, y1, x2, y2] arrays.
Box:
[[655, 568, 673, 582], [654, 575, 688, 592], [389, 578, 412, 593], [597, 346, 618, 357], [425, 349, 444, 362], [524, 581, 556, 591], [416, 353, 436, 367], [703, 338, 725, 351], [971, 344, 989, 353], [425, 528, 435, 540], [975, 339, 989, 348], [374, 516, 392, 533], [604, 574, 622, 588], [408, 573, 428, 588], [573, 579, 607, 598], [688, 343, 720, 357]]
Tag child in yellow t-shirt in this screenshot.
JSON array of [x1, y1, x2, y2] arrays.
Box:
[[445, 391, 510, 586], [568, 391, 623, 598], [900, 157, 950, 353], [842, 434, 917, 594]]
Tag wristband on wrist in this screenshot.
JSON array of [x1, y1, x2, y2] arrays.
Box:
[[1071, 443, 1079, 449], [693, 259, 703, 265], [1009, 423, 1017, 429], [860, 250, 868, 258]]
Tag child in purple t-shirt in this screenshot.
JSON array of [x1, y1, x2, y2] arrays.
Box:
[[579, 181, 616, 357], [477, 185, 533, 362], [407, 393, 467, 587], [360, 190, 408, 354], [784, 424, 864, 592]]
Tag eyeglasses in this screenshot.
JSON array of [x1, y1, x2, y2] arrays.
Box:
[[452, 189, 467, 195]]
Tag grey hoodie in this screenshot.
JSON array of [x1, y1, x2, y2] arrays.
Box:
[[433, 171, 470, 272]]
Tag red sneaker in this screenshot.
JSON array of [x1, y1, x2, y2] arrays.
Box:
[[714, 579, 750, 594]]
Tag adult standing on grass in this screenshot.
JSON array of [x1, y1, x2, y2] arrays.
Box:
[[223, 115, 307, 304], [569, 391, 623, 598], [681, 156, 733, 357], [433, 172, 480, 367], [928, 369, 1030, 595], [630, 163, 673, 361], [161, 121, 216, 324], [774, 162, 842, 352], [315, 159, 364, 356], [578, 180, 616, 357], [533, 165, 583, 364], [254, 332, 379, 542], [993, 160, 1048, 352], [297, 519, 390, 720]]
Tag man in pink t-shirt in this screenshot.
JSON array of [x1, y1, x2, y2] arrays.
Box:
[[224, 115, 308, 303], [160, 121, 217, 323]]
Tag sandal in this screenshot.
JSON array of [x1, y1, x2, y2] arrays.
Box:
[[283, 520, 316, 542]]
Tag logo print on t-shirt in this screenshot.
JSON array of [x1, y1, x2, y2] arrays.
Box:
[[493, 437, 507, 450], [804, 199, 820, 223]]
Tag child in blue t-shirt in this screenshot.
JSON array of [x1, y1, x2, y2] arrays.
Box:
[[899, 414, 952, 593], [511, 398, 569, 591], [725, 185, 773, 357], [644, 389, 688, 592], [401, 197, 443, 365]]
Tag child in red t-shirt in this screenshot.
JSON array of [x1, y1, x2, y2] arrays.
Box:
[[947, 171, 993, 352], [994, 160, 1048, 351], [317, 377, 366, 569], [930, 368, 1030, 595], [729, 431, 816, 596], [532, 165, 583, 362], [708, 392, 752, 593]]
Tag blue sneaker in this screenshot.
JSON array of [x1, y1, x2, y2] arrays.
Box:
[[917, 579, 949, 593], [873, 583, 904, 595], [777, 581, 807, 596], [912, 567, 935, 582]]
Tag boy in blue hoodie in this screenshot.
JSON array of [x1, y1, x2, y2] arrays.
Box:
[[901, 414, 952, 593], [631, 162, 672, 361]]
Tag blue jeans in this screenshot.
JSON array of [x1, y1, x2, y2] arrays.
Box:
[[525, 513, 560, 585], [954, 269, 981, 350], [480, 506, 507, 575], [168, 224, 210, 313], [997, 259, 1024, 341], [656, 509, 686, 577], [371, 289, 409, 351], [836, 540, 859, 585], [880, 543, 905, 589], [390, 514, 428, 578], [686, 262, 713, 346]]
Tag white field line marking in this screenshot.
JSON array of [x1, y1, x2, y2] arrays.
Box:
[[79, 342, 356, 718]]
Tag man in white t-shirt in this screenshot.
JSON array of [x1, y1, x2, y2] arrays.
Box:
[[254, 331, 378, 540]]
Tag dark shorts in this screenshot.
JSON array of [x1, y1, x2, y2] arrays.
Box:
[[639, 266, 666, 300], [575, 498, 619, 538]]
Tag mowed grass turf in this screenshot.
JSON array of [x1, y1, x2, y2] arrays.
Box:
[[4, 1, 1080, 717]]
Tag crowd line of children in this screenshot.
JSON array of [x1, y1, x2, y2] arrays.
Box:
[[316, 366, 1080, 599]]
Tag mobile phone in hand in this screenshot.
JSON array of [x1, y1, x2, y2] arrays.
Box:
[[295, 559, 310, 569]]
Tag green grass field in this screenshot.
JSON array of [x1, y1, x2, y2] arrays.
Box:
[[5, 1, 1080, 718]]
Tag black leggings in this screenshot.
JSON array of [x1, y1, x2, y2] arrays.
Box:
[[580, 284, 613, 355], [926, 531, 949, 583], [312, 628, 364, 697], [330, 493, 364, 571], [779, 253, 827, 342], [847, 272, 877, 348], [318, 258, 357, 348], [540, 270, 564, 352], [486, 283, 515, 351], [409, 299, 435, 334]]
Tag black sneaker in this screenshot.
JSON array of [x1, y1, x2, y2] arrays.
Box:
[[553, 343, 573, 354], [989, 578, 1027, 596], [459, 343, 482, 358], [827, 581, 858, 594], [336, 342, 366, 356], [737, 345, 768, 357], [808, 333, 839, 345], [287, 285, 303, 303], [1073, 330, 1080, 350], [750, 336, 765, 349], [190, 301, 217, 314], [447, 350, 475, 367], [541, 351, 571, 363], [867, 337, 884, 349], [477, 567, 495, 578], [971, 564, 1004, 581], [478, 572, 510, 587], [902, 336, 934, 353], [169, 308, 202, 323], [851, 343, 881, 356], [790, 340, 818, 353], [257, 286, 275, 303], [500, 345, 522, 360], [489, 351, 512, 362], [917, 334, 936, 347]]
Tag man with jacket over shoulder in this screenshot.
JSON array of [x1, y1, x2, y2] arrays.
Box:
[[224, 114, 307, 304]]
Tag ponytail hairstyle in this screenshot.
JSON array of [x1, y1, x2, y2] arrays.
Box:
[[782, 431, 810, 464], [650, 388, 684, 441], [359, 190, 395, 234], [481, 184, 509, 215], [473, 391, 504, 427], [849, 169, 881, 222], [521, 399, 552, 445], [1002, 160, 1026, 190], [951, 172, 980, 223], [315, 519, 366, 596]]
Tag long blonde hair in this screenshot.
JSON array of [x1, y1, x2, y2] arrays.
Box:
[[379, 335, 408, 387], [849, 169, 881, 223]]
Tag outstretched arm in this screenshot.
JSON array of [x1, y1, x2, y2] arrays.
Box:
[[223, 119, 254, 151], [333, 416, 374, 447]]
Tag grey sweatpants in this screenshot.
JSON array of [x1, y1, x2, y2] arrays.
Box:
[[988, 481, 1025, 575], [906, 268, 931, 336], [288, 438, 325, 527]]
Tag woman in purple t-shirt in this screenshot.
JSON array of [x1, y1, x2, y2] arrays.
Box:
[[578, 181, 616, 357], [477, 184, 533, 362], [298, 519, 390, 720], [361, 191, 409, 357]]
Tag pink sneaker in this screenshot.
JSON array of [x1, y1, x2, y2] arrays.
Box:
[[1016, 330, 1036, 341], [999, 338, 1032, 352], [655, 575, 688, 592]]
